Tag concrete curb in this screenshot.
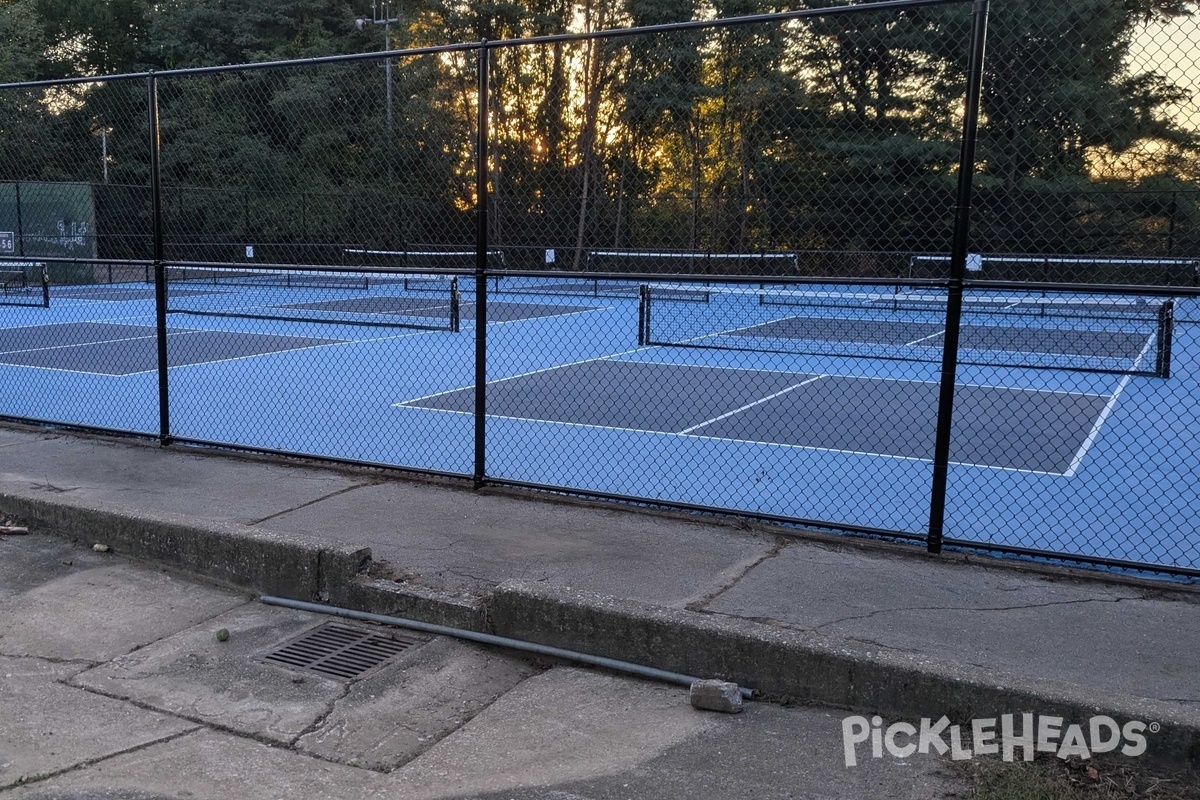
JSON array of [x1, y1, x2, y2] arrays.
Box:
[[331, 576, 488, 632], [487, 580, 1200, 771], [0, 484, 369, 601], [3, 485, 1196, 770]]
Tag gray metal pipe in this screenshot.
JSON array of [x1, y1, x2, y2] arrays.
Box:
[[260, 595, 754, 699]]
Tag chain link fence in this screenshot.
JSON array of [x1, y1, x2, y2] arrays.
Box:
[[2, 0, 1199, 578]]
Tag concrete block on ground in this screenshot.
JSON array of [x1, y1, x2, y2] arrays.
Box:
[[487, 579, 1200, 771], [689, 679, 743, 714]]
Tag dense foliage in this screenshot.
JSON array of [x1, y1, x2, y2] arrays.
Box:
[[1, 0, 1198, 273]]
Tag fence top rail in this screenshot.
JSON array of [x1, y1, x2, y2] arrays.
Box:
[[965, 279, 1200, 298], [0, 0, 973, 90]]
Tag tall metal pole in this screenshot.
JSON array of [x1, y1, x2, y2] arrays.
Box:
[[926, 0, 989, 554], [14, 181, 23, 257], [473, 43, 489, 490], [148, 73, 171, 445], [384, 9, 393, 130]]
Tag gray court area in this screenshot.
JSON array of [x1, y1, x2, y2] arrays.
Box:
[[405, 359, 1110, 474], [54, 287, 220, 301], [0, 322, 339, 375], [407, 361, 815, 432], [283, 296, 596, 323], [746, 316, 939, 346], [743, 316, 1151, 358]]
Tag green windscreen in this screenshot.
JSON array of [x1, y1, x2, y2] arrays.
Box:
[[0, 181, 97, 284]]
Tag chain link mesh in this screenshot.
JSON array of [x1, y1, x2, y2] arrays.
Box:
[[2, 0, 1199, 577]]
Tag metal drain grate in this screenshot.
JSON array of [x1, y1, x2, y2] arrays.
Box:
[[263, 623, 422, 680]]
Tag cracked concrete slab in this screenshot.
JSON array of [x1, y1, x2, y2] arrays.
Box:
[[703, 543, 1199, 701], [389, 667, 718, 798], [404, 697, 966, 800], [0, 434, 364, 525], [70, 604, 354, 744], [268, 481, 777, 605], [0, 427, 44, 447], [5, 729, 398, 800], [0, 564, 249, 662], [0, 655, 196, 790], [0, 535, 108, 601], [389, 666, 968, 800], [296, 637, 541, 770]]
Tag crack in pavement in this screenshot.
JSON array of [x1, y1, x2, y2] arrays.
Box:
[[683, 538, 789, 611], [29, 481, 81, 494], [0, 651, 101, 667], [811, 595, 1135, 633], [0, 725, 201, 792], [246, 481, 378, 526], [66, 680, 358, 770], [290, 682, 354, 747]]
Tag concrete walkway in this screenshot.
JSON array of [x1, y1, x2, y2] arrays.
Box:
[[0, 533, 967, 798], [1, 422, 1197, 771]]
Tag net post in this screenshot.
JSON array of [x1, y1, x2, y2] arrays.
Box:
[[472, 43, 490, 491], [450, 277, 460, 333], [927, 0, 989, 555], [148, 72, 172, 446], [638, 284, 647, 345], [1157, 300, 1174, 379]]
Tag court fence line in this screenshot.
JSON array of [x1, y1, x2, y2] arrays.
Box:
[[5, 0, 1200, 580]]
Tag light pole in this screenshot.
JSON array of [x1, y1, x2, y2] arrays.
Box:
[[356, 0, 400, 130], [93, 121, 113, 183]]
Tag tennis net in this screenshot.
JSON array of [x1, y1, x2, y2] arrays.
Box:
[[495, 275, 709, 302], [907, 253, 1200, 285], [165, 265, 460, 331], [0, 263, 50, 308], [640, 284, 1175, 378], [586, 250, 799, 275]]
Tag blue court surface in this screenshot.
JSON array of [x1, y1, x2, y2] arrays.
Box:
[[1, 273, 1197, 574]]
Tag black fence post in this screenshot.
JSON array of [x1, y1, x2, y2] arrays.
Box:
[[473, 42, 490, 490], [148, 73, 171, 445], [927, 0, 989, 554]]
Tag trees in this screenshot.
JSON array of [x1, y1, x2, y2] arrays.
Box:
[[964, 0, 1199, 255], [1, 0, 1198, 270]]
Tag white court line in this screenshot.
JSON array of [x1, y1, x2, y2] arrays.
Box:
[[131, 337, 356, 376], [0, 327, 360, 377], [0, 328, 198, 356], [394, 405, 1069, 476], [395, 361, 1084, 476], [827, 373, 1111, 399], [678, 376, 827, 434], [905, 330, 945, 346], [396, 345, 657, 405], [1061, 333, 1156, 478], [396, 355, 819, 406]]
